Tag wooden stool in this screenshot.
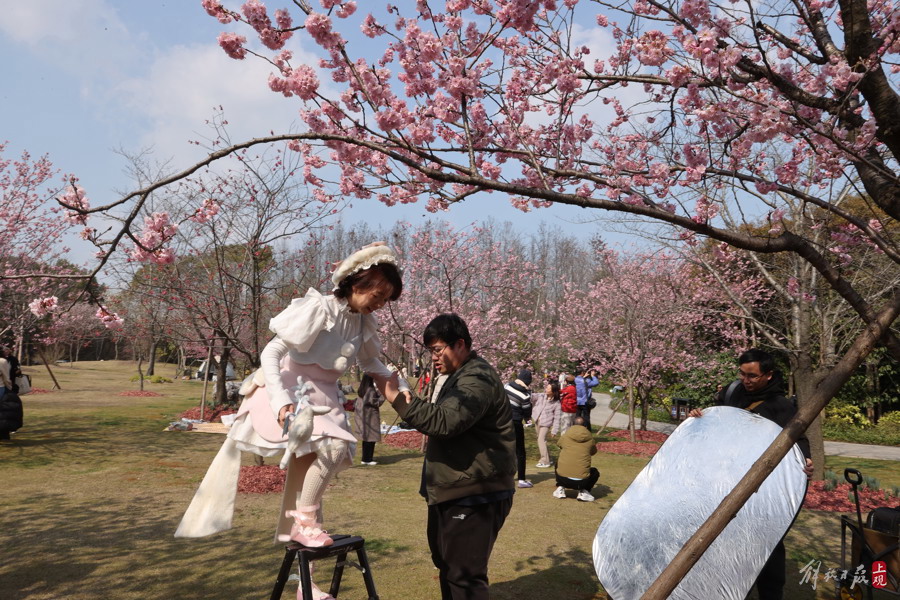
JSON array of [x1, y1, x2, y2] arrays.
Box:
[[270, 534, 379, 600]]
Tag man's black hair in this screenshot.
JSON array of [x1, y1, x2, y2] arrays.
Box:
[[738, 348, 775, 373], [423, 313, 472, 349]]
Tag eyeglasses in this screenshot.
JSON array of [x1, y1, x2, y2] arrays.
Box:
[[427, 344, 449, 357], [737, 370, 766, 381]]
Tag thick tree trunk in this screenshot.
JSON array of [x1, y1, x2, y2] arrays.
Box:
[[146, 340, 158, 376], [176, 345, 185, 378], [626, 381, 636, 442], [639, 386, 649, 431], [790, 352, 826, 480], [215, 346, 231, 405]]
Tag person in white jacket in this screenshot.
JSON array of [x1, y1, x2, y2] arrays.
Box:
[[176, 243, 404, 560]]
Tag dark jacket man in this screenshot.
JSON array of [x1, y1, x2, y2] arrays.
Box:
[[717, 371, 811, 460], [690, 348, 812, 600], [398, 350, 516, 504], [376, 313, 515, 600]]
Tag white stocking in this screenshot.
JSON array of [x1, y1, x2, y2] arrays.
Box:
[[296, 439, 350, 521]]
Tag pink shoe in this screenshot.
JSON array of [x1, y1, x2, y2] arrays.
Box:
[[296, 582, 334, 600], [282, 510, 333, 547]]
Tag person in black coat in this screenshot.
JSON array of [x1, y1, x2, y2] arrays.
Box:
[[689, 349, 813, 600], [505, 368, 534, 488], [0, 391, 23, 440], [2, 346, 22, 393]]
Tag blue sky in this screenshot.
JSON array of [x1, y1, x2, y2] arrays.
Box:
[[1, 1, 619, 269]]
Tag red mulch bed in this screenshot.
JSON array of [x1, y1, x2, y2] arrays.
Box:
[[238, 465, 285, 494], [596, 440, 662, 458], [804, 481, 900, 512], [383, 430, 425, 450], [607, 429, 670, 443], [120, 390, 163, 397], [177, 405, 237, 422]]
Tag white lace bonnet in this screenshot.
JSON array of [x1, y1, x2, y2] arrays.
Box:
[[331, 242, 400, 289]]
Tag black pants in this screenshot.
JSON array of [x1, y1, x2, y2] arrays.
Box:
[[426, 497, 513, 600], [512, 420, 526, 481], [576, 405, 592, 430], [361, 441, 376, 463], [754, 540, 786, 600], [555, 467, 600, 492]]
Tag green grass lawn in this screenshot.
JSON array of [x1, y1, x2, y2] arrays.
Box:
[[1, 361, 897, 599]]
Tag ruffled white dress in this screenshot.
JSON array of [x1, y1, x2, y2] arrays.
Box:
[[175, 289, 394, 539]]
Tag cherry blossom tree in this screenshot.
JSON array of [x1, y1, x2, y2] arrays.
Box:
[[557, 248, 756, 438], [671, 191, 899, 475], [111, 142, 340, 402], [43, 302, 110, 363], [383, 221, 550, 378], [0, 145, 112, 360], [42, 1, 900, 592]]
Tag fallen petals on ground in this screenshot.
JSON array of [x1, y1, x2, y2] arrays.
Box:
[[119, 390, 163, 397], [383, 431, 425, 450]]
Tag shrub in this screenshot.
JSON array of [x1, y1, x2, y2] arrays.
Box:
[[129, 375, 173, 384], [823, 421, 900, 446], [863, 475, 880, 491], [825, 404, 870, 428], [877, 410, 900, 434]]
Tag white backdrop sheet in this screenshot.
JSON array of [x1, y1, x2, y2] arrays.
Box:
[[593, 406, 807, 600]]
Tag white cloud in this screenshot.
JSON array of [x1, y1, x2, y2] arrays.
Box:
[[113, 41, 304, 166], [2, 0, 136, 78]]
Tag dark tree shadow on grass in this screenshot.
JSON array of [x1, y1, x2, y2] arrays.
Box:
[[491, 547, 606, 600]]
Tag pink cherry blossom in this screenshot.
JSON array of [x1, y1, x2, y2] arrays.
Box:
[[189, 198, 220, 224], [58, 184, 90, 225], [202, 0, 233, 23], [95, 306, 125, 330], [29, 296, 59, 317], [218, 32, 248, 59]]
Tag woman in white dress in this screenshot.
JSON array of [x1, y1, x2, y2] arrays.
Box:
[[176, 243, 403, 556]]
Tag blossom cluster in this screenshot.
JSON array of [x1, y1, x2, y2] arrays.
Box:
[[95, 306, 124, 330], [130, 212, 178, 264], [58, 185, 90, 225], [189, 198, 221, 224], [29, 296, 59, 318]]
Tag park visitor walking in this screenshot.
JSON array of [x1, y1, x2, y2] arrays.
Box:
[[505, 368, 534, 488], [354, 373, 384, 465], [533, 380, 561, 468]]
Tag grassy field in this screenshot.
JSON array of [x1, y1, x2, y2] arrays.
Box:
[[1, 361, 897, 600]]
